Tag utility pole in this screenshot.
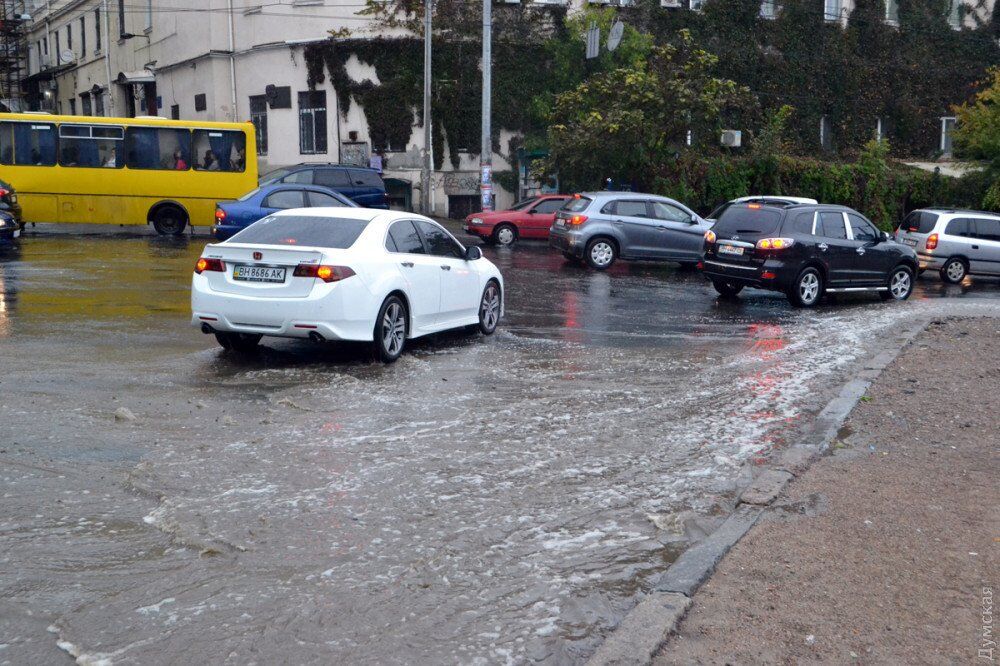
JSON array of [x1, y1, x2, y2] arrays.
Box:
[[479, 0, 493, 212], [421, 0, 432, 215]]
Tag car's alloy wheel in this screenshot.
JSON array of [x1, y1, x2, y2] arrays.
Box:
[[788, 268, 822, 307], [494, 225, 516, 247], [941, 258, 966, 284], [479, 281, 501, 335], [882, 265, 914, 301], [586, 239, 616, 270], [374, 296, 407, 363]]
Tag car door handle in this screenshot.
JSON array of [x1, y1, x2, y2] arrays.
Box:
[[440, 265, 451, 271], [972, 245, 980, 249], [400, 262, 414, 268], [818, 243, 829, 251], [613, 219, 625, 225], [856, 247, 866, 255]]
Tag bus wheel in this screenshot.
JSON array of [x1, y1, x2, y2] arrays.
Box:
[[152, 206, 188, 236]]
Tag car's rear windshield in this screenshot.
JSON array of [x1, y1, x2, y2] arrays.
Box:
[[563, 196, 592, 213], [237, 187, 261, 202], [227, 215, 370, 248], [901, 210, 939, 233], [260, 167, 291, 184], [712, 206, 783, 236]]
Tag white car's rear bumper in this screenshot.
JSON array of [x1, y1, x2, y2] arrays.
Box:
[[191, 274, 376, 342]]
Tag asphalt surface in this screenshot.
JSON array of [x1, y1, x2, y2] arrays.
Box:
[[2, 224, 1000, 664]]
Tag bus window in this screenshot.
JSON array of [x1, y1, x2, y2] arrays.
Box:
[[0, 123, 12, 165], [125, 127, 192, 170], [6, 121, 57, 166], [58, 124, 123, 168], [192, 129, 246, 172]]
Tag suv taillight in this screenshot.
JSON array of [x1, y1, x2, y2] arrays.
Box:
[[756, 237, 795, 250], [926, 233, 939, 250], [567, 214, 588, 226], [215, 208, 226, 222]]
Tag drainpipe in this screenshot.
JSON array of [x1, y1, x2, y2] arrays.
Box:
[[102, 0, 114, 115], [227, 0, 237, 121]]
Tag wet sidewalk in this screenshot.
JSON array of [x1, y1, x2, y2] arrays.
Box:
[[656, 317, 1000, 664]]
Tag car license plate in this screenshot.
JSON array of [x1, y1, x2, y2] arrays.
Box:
[[904, 238, 917, 247], [718, 244, 744, 256], [233, 265, 286, 283], [555, 219, 565, 227]]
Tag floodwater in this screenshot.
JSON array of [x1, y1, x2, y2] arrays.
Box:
[[2, 227, 999, 665]]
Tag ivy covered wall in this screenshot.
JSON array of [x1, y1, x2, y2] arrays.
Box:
[[304, 0, 1000, 163]]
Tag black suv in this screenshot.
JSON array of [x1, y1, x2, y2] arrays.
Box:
[[701, 202, 918, 307]]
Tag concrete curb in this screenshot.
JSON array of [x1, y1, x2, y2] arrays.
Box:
[[585, 316, 931, 666]]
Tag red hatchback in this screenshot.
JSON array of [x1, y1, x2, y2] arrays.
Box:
[[463, 194, 571, 246]]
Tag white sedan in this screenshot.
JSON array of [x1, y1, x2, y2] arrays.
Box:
[[191, 209, 504, 362]]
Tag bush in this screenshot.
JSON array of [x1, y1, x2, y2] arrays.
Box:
[[649, 152, 991, 229]]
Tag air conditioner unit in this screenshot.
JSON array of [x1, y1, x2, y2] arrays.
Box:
[[503, 0, 519, 4], [720, 130, 742, 147], [533, 0, 568, 5], [661, 0, 682, 6], [689, 0, 705, 9]]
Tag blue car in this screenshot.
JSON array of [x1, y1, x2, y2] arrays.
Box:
[[259, 163, 389, 209], [212, 184, 359, 241], [0, 210, 18, 244]]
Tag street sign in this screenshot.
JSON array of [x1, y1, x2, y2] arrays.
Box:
[[586, 22, 600, 59], [607, 20, 624, 52]]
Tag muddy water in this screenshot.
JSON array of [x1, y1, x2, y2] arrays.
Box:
[[2, 231, 999, 664]]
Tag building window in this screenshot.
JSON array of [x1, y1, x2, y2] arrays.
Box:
[[69, 99, 76, 115], [80, 17, 86, 54], [760, 0, 777, 19], [42, 36, 47, 55], [55, 32, 60, 62], [145, 0, 153, 30], [250, 95, 268, 156], [81, 93, 92, 116], [118, 0, 126, 37], [940, 116, 956, 156], [95, 92, 105, 116], [885, 0, 899, 23], [194, 93, 206, 112], [95, 8, 101, 52], [298, 90, 327, 155], [67, 24, 72, 50], [824, 0, 841, 21], [948, 0, 963, 28], [170, 104, 180, 120], [820, 115, 833, 151]]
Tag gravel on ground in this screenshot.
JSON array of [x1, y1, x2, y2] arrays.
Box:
[[656, 316, 1000, 665]]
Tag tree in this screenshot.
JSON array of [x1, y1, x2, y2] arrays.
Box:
[[541, 30, 751, 191], [953, 67, 1000, 161]]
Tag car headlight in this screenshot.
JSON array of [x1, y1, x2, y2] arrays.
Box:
[[0, 219, 9, 228], [470, 217, 483, 225]]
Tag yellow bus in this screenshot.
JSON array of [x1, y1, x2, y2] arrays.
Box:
[[0, 112, 257, 235]]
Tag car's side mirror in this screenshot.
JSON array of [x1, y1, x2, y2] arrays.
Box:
[[465, 246, 483, 261], [880, 231, 891, 243]]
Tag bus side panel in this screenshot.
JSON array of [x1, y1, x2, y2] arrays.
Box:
[[20, 193, 58, 224]]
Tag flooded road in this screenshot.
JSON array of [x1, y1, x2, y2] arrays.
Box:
[[2, 227, 999, 664]]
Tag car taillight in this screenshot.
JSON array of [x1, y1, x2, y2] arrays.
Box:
[[704, 230, 717, 243], [926, 233, 938, 250], [195, 258, 224, 274], [567, 215, 588, 226], [756, 237, 795, 250], [215, 208, 226, 221], [293, 264, 356, 283], [0, 188, 8, 198]]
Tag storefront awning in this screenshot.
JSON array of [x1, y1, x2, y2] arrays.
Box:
[[116, 69, 155, 85]]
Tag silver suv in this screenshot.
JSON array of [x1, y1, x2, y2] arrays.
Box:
[[548, 192, 711, 270], [894, 209, 1000, 283]]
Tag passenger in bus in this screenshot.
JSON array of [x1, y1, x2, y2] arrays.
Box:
[[103, 148, 117, 168], [202, 150, 218, 171], [233, 147, 245, 172], [173, 150, 188, 170]]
